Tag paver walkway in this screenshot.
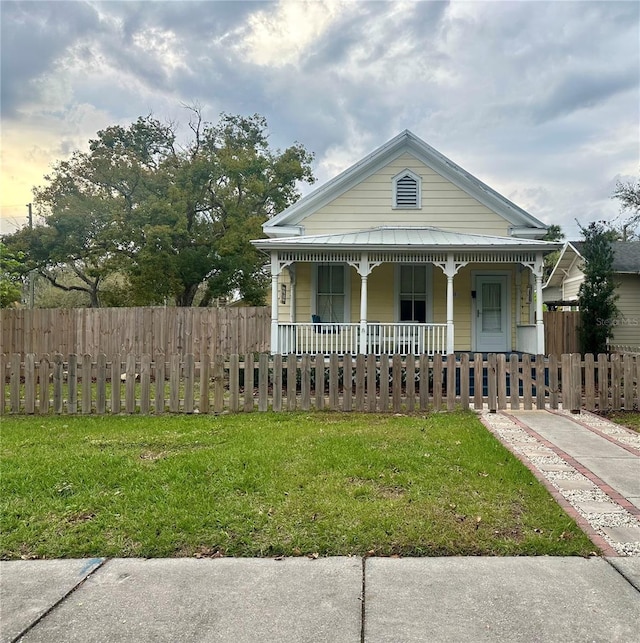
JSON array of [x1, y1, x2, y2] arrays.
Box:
[[481, 409, 640, 556]]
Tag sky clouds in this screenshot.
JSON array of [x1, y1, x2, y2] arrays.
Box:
[[1, 0, 638, 238]]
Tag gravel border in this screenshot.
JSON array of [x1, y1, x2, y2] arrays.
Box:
[[480, 410, 640, 557]]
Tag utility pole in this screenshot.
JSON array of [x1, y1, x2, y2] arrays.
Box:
[[27, 203, 35, 308]]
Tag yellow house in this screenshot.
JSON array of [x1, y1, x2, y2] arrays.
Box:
[[252, 131, 559, 356]]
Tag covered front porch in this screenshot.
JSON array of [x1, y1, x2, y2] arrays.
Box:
[[253, 227, 556, 356]]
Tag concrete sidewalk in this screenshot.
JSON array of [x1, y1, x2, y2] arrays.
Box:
[[2, 556, 640, 643]]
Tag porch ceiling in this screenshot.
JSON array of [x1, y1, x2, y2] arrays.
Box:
[[252, 226, 560, 253]]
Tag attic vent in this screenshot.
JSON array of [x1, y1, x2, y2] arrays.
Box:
[[393, 170, 421, 209]]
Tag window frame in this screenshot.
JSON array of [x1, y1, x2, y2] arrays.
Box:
[[395, 264, 433, 323], [312, 263, 351, 323]]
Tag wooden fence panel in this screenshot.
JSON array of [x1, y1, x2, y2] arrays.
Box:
[[2, 351, 635, 416]]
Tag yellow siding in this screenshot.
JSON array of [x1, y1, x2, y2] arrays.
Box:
[[562, 259, 584, 301], [612, 275, 640, 346], [302, 153, 510, 236]]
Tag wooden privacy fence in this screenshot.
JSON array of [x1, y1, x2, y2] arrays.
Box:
[[0, 307, 271, 359], [2, 352, 638, 416], [544, 311, 581, 356]]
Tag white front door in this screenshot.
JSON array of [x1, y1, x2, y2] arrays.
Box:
[[475, 276, 509, 352]]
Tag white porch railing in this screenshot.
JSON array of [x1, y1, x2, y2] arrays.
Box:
[[276, 323, 448, 355]]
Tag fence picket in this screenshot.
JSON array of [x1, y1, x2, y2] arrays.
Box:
[[597, 353, 608, 411], [392, 354, 402, 413], [214, 354, 225, 414], [355, 354, 366, 412], [68, 354, 77, 414], [82, 354, 92, 415], [126, 354, 137, 414], [623, 355, 634, 410], [473, 354, 483, 410], [315, 354, 324, 410], [170, 354, 181, 413], [25, 354, 35, 414], [457, 354, 468, 409], [367, 353, 377, 412], [53, 354, 63, 414], [301, 354, 311, 411], [329, 354, 339, 411], [10, 353, 21, 413], [509, 353, 520, 410], [228, 354, 239, 413], [447, 354, 456, 411], [536, 355, 546, 410], [419, 354, 429, 411], [497, 354, 506, 410], [288, 354, 297, 411], [155, 357, 166, 414], [487, 354, 497, 413], [258, 353, 269, 412], [379, 354, 390, 412], [611, 354, 622, 411], [111, 354, 121, 414], [273, 355, 282, 412], [199, 355, 210, 414], [342, 354, 352, 412], [140, 354, 151, 415], [522, 354, 532, 411], [96, 354, 107, 414], [584, 354, 595, 411], [39, 354, 50, 414], [433, 355, 442, 411], [570, 353, 582, 413], [548, 354, 558, 410], [243, 353, 253, 412]]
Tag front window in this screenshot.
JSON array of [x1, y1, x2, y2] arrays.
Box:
[[399, 265, 428, 322], [316, 264, 345, 322]]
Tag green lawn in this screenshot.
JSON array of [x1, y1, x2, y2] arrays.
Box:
[[604, 411, 640, 433], [0, 411, 595, 559]]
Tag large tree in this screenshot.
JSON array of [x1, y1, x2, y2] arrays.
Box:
[[5, 111, 314, 307], [0, 241, 24, 308], [577, 221, 619, 355], [612, 177, 639, 241]]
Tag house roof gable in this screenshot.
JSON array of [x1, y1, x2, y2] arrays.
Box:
[[544, 240, 640, 289], [264, 130, 549, 238]]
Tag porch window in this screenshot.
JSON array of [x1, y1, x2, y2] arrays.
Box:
[[399, 265, 429, 322], [316, 264, 345, 322]]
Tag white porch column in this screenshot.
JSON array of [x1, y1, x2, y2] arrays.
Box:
[[360, 273, 368, 354], [521, 252, 545, 355], [348, 252, 381, 355], [288, 265, 296, 323], [446, 273, 454, 354], [270, 252, 280, 355], [535, 253, 545, 354], [435, 253, 466, 355]]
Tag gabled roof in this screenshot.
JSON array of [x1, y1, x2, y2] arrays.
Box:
[[264, 130, 549, 238], [544, 240, 640, 289], [253, 226, 560, 252]]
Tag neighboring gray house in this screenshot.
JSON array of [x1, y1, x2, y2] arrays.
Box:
[[543, 241, 640, 348]]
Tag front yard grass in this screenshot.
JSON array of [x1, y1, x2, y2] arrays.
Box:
[[1, 411, 595, 559]]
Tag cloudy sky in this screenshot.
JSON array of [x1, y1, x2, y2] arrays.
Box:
[[1, 0, 638, 239]]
